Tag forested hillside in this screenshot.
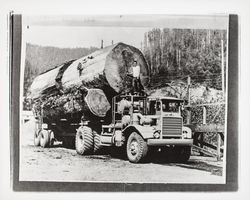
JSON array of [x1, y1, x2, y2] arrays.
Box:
[[143, 28, 226, 90]]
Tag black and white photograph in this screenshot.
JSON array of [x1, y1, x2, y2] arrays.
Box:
[[18, 14, 229, 184]]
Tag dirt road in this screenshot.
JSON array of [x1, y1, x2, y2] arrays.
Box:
[[19, 119, 225, 183]]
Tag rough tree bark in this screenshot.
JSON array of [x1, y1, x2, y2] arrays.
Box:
[[30, 43, 150, 121]]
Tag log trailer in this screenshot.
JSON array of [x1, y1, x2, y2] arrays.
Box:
[[34, 93, 193, 163]]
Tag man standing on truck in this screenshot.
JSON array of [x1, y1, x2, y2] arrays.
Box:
[[131, 60, 143, 94]]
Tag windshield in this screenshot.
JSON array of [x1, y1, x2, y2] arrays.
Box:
[[162, 100, 180, 112]]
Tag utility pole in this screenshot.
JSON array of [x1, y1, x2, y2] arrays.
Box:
[[187, 76, 191, 106], [186, 76, 191, 125], [221, 39, 225, 94], [101, 40, 103, 49]]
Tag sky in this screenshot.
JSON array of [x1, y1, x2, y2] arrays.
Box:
[[23, 15, 228, 49], [25, 26, 151, 49]]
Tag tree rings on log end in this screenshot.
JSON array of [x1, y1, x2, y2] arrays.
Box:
[[84, 88, 111, 117], [105, 42, 150, 93]]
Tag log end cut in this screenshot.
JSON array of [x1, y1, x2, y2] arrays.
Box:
[[84, 88, 111, 117], [105, 42, 150, 93]]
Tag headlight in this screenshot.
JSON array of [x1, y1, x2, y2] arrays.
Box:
[[153, 131, 160, 139], [182, 127, 192, 139]]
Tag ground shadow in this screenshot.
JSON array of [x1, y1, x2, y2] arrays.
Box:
[[145, 151, 223, 176]]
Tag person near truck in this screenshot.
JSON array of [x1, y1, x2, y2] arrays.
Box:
[[131, 60, 143, 94]]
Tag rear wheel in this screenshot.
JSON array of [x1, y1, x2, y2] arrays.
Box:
[[40, 130, 50, 148], [48, 130, 55, 146], [75, 126, 93, 155], [126, 132, 148, 163], [93, 130, 102, 153], [34, 129, 41, 146], [175, 146, 191, 162]]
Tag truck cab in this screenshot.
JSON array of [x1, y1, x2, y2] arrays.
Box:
[[147, 96, 191, 139], [99, 94, 193, 163]]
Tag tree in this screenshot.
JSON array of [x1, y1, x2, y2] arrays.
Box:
[[143, 28, 227, 90]]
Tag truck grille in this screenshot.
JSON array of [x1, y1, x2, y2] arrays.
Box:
[[162, 117, 182, 137]]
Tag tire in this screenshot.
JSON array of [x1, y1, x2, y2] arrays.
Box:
[[75, 126, 93, 155], [93, 130, 102, 153], [40, 130, 50, 148], [48, 130, 55, 146], [175, 146, 191, 162], [126, 132, 148, 163], [34, 129, 41, 146]]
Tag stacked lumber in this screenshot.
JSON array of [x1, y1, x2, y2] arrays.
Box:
[[30, 43, 150, 121]]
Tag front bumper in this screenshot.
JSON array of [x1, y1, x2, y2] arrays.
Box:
[[147, 139, 193, 146]]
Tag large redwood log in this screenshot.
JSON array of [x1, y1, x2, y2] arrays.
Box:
[[30, 59, 75, 99], [30, 42, 149, 99], [30, 43, 149, 120]]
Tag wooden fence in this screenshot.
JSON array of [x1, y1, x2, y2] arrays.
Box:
[[185, 103, 225, 161]]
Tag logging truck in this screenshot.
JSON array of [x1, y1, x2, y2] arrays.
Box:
[[33, 93, 193, 163], [30, 42, 193, 163]]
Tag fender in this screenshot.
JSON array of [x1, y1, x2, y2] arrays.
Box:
[[122, 125, 155, 139]]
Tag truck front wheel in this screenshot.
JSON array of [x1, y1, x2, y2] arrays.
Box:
[[75, 126, 93, 155], [126, 132, 148, 163]]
